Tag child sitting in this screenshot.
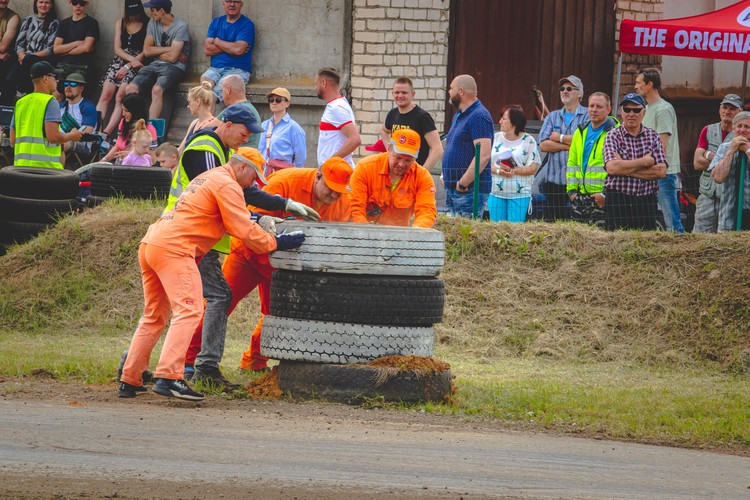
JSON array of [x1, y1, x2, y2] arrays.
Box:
[[120, 120, 154, 167], [154, 142, 179, 175]]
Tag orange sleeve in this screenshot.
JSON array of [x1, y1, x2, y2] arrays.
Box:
[[349, 160, 371, 224], [411, 167, 437, 228], [216, 184, 278, 254]]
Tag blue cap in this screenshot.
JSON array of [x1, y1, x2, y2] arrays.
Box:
[[620, 93, 647, 108], [143, 0, 171, 10], [221, 104, 263, 134]]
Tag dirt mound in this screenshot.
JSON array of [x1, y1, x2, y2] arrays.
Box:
[[245, 366, 282, 399], [435, 217, 750, 370], [365, 355, 451, 372]]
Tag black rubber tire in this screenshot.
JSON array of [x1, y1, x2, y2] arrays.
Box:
[[277, 360, 453, 403], [0, 166, 79, 199], [0, 219, 55, 244], [269, 270, 444, 326], [85, 195, 110, 208], [0, 194, 78, 222], [260, 315, 434, 364], [269, 220, 445, 277], [90, 165, 171, 199]]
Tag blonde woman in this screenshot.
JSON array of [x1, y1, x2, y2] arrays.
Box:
[[178, 81, 222, 153]]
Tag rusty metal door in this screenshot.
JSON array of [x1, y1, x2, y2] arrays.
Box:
[[447, 0, 616, 126]]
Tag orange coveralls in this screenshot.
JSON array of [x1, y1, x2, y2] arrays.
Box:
[[350, 152, 437, 228], [120, 165, 276, 387], [184, 167, 352, 370]]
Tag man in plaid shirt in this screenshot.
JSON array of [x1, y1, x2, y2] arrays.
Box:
[[602, 93, 667, 230]]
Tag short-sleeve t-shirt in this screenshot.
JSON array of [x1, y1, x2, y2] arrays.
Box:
[[206, 14, 254, 73], [317, 96, 356, 167], [55, 15, 99, 67], [147, 16, 190, 72], [643, 98, 680, 175], [384, 105, 437, 167], [10, 97, 61, 130]]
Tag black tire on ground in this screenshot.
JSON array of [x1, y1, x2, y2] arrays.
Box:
[[0, 219, 55, 244], [0, 166, 80, 199], [260, 315, 434, 364], [277, 360, 453, 403], [269, 220, 445, 277], [0, 194, 79, 222], [90, 165, 171, 199], [270, 270, 444, 326], [85, 195, 110, 208]]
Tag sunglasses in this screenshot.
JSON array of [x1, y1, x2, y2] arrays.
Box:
[[161, 32, 169, 46], [71, 0, 88, 6], [268, 97, 286, 103], [559, 86, 577, 92], [63, 82, 80, 87], [622, 107, 644, 114]]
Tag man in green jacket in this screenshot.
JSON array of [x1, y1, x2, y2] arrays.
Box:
[[566, 92, 618, 223], [10, 61, 83, 168]]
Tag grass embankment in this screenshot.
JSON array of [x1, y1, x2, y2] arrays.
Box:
[[0, 199, 748, 450]]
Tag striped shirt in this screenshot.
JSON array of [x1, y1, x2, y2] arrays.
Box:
[[603, 124, 666, 196], [16, 15, 59, 56]]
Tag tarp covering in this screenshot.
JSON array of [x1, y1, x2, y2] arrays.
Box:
[[620, 0, 750, 61]]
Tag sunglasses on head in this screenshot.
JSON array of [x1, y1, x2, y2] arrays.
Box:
[[622, 107, 644, 114], [559, 86, 577, 92], [71, 0, 87, 6], [268, 97, 286, 103], [64, 82, 80, 87]]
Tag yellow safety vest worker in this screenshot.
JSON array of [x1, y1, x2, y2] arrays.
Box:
[[164, 131, 234, 253], [13, 93, 63, 169]]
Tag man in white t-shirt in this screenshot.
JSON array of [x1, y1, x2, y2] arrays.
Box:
[[315, 67, 361, 167]]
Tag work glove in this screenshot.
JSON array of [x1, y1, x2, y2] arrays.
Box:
[[285, 198, 321, 221], [257, 215, 283, 236], [274, 230, 305, 251]]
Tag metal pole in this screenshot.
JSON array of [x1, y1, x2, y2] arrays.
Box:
[[737, 153, 746, 231], [742, 61, 748, 109], [472, 143, 480, 219], [614, 53, 623, 105]]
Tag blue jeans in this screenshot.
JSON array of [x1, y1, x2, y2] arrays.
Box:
[[195, 249, 232, 371], [201, 67, 251, 103], [656, 174, 684, 233], [445, 187, 488, 219], [488, 195, 530, 223]]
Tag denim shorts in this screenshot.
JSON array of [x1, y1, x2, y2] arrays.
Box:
[[201, 67, 251, 103], [132, 63, 184, 93]]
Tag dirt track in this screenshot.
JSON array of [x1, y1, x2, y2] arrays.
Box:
[[0, 381, 748, 499]]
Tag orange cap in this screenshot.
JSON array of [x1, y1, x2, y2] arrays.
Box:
[[321, 157, 353, 193], [232, 147, 267, 185], [390, 129, 420, 157]]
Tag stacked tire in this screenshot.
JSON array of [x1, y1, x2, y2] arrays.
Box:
[[87, 163, 172, 207], [0, 166, 80, 248], [260, 220, 451, 403]]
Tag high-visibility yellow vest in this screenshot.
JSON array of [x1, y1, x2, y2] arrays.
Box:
[[164, 132, 234, 253], [13, 93, 63, 169]]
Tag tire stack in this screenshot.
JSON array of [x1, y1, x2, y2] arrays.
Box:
[[261, 220, 451, 403], [0, 166, 80, 249], [87, 164, 172, 207]]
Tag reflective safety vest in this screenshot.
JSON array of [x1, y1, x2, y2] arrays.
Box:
[[164, 131, 233, 253], [13, 93, 63, 169], [566, 116, 619, 194]]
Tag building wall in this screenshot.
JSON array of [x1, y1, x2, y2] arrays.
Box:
[[349, 0, 450, 158], [614, 0, 664, 102]]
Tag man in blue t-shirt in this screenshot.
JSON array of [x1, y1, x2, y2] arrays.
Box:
[[201, 0, 254, 105], [441, 74, 493, 219]]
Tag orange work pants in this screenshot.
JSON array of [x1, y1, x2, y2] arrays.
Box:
[[121, 243, 203, 386], [184, 240, 273, 371]]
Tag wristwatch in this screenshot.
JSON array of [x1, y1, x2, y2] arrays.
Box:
[[458, 182, 468, 191]]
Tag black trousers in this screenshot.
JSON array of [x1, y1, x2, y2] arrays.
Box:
[[605, 189, 657, 231], [543, 182, 570, 221]]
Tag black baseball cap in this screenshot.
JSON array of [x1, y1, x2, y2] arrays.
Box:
[[29, 61, 63, 79]]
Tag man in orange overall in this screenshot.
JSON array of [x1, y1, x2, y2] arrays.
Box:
[[350, 129, 437, 228], [118, 148, 306, 400], [184, 156, 354, 373]]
